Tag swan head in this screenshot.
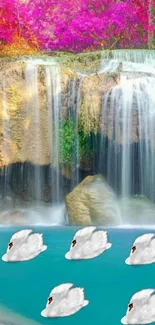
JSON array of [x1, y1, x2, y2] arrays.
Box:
[[125, 233, 155, 265], [121, 289, 155, 324], [41, 284, 72, 318], [44, 283, 71, 311], [2, 239, 18, 262], [65, 227, 97, 260], [42, 293, 58, 317], [2, 229, 33, 262], [2, 229, 47, 262], [65, 236, 83, 260], [41, 283, 88, 318]]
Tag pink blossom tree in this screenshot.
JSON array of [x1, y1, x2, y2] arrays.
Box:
[[0, 0, 153, 53]]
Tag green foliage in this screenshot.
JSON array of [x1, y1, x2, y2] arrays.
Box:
[[59, 117, 76, 167], [59, 116, 94, 168], [78, 130, 94, 161]]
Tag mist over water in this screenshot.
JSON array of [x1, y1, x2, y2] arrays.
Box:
[[0, 201, 66, 226]]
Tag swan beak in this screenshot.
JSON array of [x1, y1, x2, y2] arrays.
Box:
[[125, 257, 131, 265], [41, 309, 47, 317], [121, 316, 127, 324], [65, 252, 71, 260], [2, 254, 8, 262]]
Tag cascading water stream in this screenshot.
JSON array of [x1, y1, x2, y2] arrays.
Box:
[[45, 64, 82, 201], [1, 52, 155, 226], [1, 78, 9, 201], [0, 60, 67, 224], [100, 49, 155, 63], [25, 63, 42, 202], [99, 50, 155, 225], [45, 63, 61, 203], [100, 49, 155, 74], [69, 77, 83, 189], [7, 60, 82, 224], [137, 78, 155, 201], [100, 76, 155, 201]]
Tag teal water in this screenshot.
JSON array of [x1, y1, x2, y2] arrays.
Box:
[[0, 227, 154, 325]]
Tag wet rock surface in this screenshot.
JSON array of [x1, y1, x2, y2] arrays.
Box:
[[0, 57, 118, 167]]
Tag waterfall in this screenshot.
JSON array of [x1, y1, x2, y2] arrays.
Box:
[[45, 64, 82, 200], [0, 60, 68, 225], [69, 77, 83, 189], [1, 78, 9, 201], [100, 49, 155, 63], [100, 49, 155, 74], [1, 52, 155, 226], [100, 76, 155, 201], [0, 58, 82, 209], [45, 63, 61, 203], [25, 63, 42, 202]]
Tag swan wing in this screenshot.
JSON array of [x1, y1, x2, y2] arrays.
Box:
[[131, 289, 155, 302], [91, 230, 109, 249], [74, 227, 96, 239], [18, 233, 44, 258], [10, 229, 33, 242], [66, 287, 85, 308], [134, 234, 155, 245], [50, 283, 74, 296], [26, 233, 44, 250]]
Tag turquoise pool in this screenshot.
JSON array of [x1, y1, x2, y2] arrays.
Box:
[[0, 227, 154, 325]]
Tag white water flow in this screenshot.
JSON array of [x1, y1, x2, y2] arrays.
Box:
[[100, 49, 155, 74], [100, 52, 155, 225], [1, 53, 155, 226], [0, 61, 67, 225], [1, 78, 9, 200], [69, 77, 83, 188], [101, 49, 155, 62], [45, 63, 61, 203], [101, 76, 155, 200], [25, 64, 42, 202]]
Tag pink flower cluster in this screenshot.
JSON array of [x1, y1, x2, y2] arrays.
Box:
[[0, 0, 154, 52]]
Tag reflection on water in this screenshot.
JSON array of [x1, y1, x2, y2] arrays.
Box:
[[0, 304, 42, 325]]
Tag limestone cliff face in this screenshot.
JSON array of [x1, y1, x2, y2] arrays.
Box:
[[0, 61, 49, 166], [80, 73, 118, 134], [0, 56, 118, 167]]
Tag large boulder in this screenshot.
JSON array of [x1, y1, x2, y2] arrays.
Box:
[[65, 175, 121, 225]]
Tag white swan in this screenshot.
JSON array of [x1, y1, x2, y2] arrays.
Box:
[[121, 289, 155, 324], [125, 233, 155, 265], [65, 226, 112, 260], [2, 229, 47, 262], [41, 283, 89, 318]]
